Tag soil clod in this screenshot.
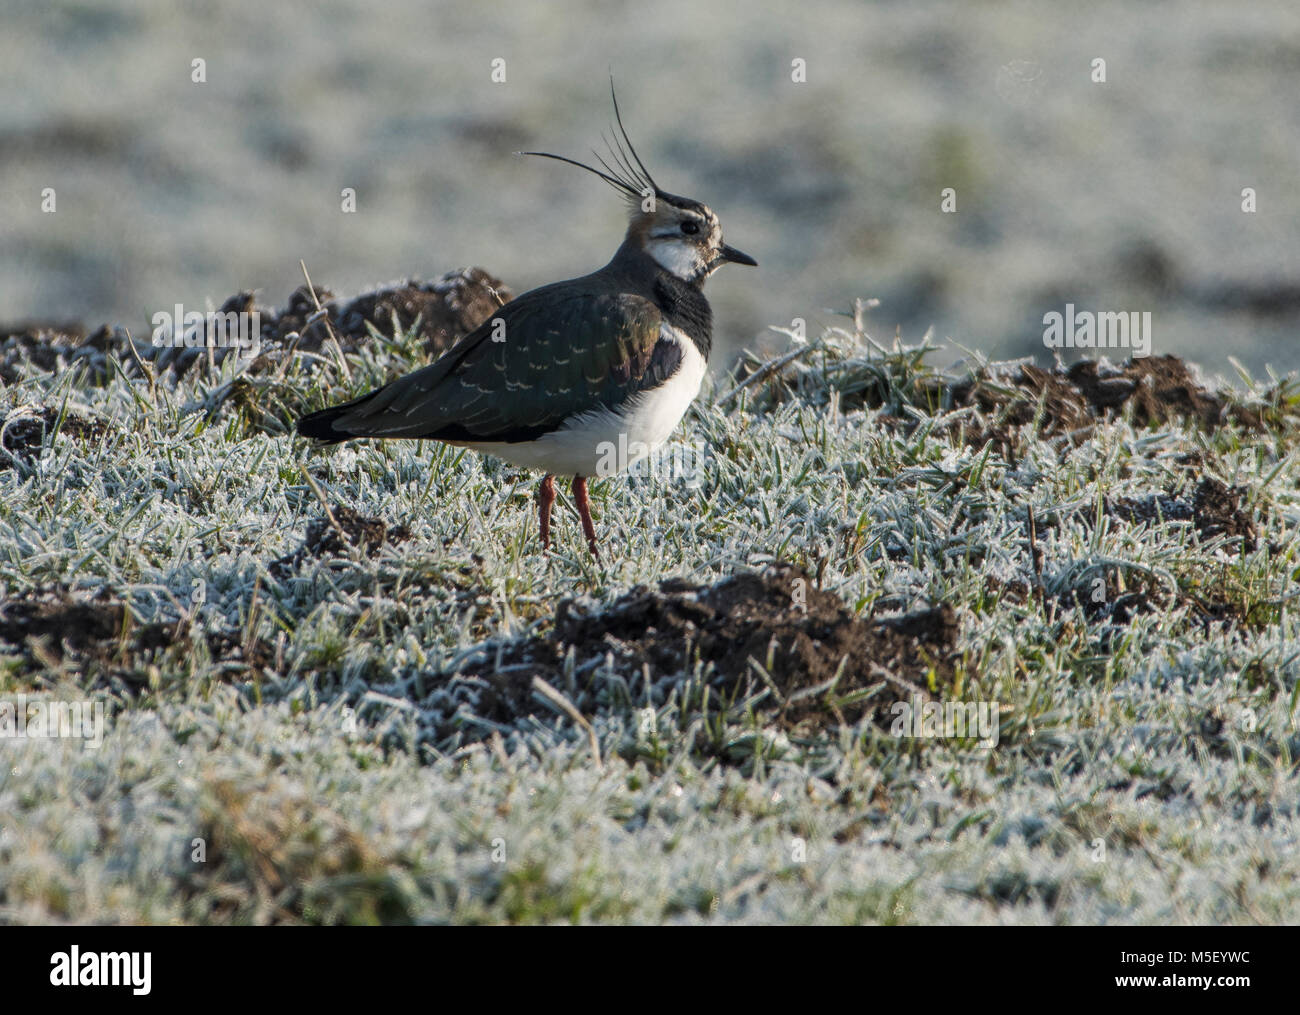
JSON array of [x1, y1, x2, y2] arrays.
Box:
[[447, 565, 961, 739]]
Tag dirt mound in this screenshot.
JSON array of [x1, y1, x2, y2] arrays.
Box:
[[323, 271, 509, 355], [152, 269, 512, 380], [1, 405, 110, 468], [270, 504, 412, 578], [0, 589, 157, 686], [1064, 357, 1231, 428], [0, 323, 130, 385], [0, 269, 512, 384], [0, 593, 128, 654], [741, 342, 1271, 456], [1110, 476, 1258, 553], [0, 587, 274, 687], [949, 356, 1262, 453], [449, 565, 960, 736]]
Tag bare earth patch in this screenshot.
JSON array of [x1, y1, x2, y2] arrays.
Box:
[[447, 564, 959, 738], [0, 405, 110, 468], [1110, 476, 1258, 553], [0, 268, 511, 384], [270, 504, 413, 578]]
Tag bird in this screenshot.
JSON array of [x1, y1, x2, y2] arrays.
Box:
[[296, 85, 755, 557]]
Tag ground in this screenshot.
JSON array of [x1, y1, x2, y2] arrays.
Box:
[[1, 284, 1298, 924]]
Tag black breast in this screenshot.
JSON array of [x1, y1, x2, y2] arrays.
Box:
[[652, 274, 712, 360]]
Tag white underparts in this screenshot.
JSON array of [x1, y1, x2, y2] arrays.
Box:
[[458, 324, 706, 477]]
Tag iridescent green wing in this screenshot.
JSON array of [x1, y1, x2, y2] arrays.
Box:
[[332, 285, 667, 441]]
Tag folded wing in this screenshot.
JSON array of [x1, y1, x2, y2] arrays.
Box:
[[298, 285, 671, 444]]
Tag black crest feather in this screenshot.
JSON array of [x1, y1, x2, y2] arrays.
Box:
[[519, 78, 661, 207]]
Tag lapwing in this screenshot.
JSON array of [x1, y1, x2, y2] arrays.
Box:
[[296, 86, 755, 557]]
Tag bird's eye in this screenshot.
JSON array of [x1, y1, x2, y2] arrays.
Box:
[[680, 221, 699, 235]]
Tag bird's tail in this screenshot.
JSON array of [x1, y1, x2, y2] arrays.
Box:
[[296, 394, 373, 443]]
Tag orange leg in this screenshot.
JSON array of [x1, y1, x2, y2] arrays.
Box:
[[538, 474, 556, 550], [571, 475, 600, 558]]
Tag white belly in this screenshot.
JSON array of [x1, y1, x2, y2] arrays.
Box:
[[463, 326, 706, 478]]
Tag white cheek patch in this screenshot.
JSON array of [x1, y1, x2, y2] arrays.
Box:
[[647, 240, 703, 281]]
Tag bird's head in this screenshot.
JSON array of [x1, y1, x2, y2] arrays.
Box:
[[520, 83, 756, 286], [627, 191, 756, 283]]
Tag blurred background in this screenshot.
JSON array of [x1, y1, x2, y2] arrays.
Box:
[[2, 0, 1298, 376]]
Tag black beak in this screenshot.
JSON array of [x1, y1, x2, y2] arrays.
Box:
[[719, 243, 757, 267]]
